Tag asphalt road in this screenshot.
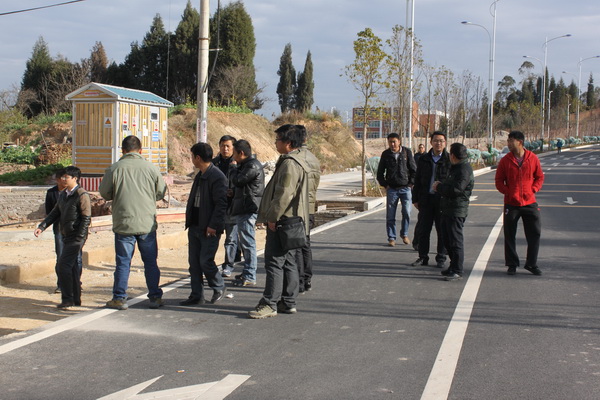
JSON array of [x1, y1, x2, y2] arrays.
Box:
[[1, 145, 599, 400]]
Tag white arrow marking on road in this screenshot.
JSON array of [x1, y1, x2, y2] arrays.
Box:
[[97, 374, 250, 400], [469, 195, 478, 202], [564, 197, 578, 205]]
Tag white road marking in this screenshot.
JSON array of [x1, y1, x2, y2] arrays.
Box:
[[97, 374, 250, 400], [564, 197, 578, 205], [420, 214, 504, 400], [0, 279, 186, 355]]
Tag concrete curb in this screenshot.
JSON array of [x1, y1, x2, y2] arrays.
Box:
[[0, 229, 189, 285]]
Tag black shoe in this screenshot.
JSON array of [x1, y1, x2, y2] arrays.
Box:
[[277, 301, 297, 314], [211, 288, 227, 304], [57, 301, 74, 309], [411, 257, 429, 266], [74, 299, 81, 306], [304, 281, 312, 291], [299, 286, 305, 294], [524, 265, 542, 276], [507, 266, 517, 275], [179, 297, 204, 306], [436, 261, 445, 269], [441, 268, 452, 276], [445, 273, 463, 281]]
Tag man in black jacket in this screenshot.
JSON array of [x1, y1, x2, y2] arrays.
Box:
[[376, 132, 417, 246], [411, 132, 451, 268], [433, 143, 474, 281], [229, 139, 265, 287], [212, 135, 240, 278], [182, 143, 228, 305], [35, 166, 91, 309]]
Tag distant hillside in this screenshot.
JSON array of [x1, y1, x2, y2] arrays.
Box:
[[168, 109, 362, 175]]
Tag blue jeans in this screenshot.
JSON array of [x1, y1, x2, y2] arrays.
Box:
[[236, 213, 258, 281], [386, 187, 412, 240], [222, 220, 239, 271], [113, 231, 163, 300]]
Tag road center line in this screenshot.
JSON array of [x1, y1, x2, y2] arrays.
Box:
[[420, 213, 504, 400]]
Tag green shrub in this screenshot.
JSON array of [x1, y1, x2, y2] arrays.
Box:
[[0, 146, 39, 164], [33, 112, 72, 125], [0, 164, 64, 185]]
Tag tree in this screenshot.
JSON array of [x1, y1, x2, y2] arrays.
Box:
[[295, 51, 314, 113], [139, 14, 170, 97], [90, 41, 108, 83], [386, 25, 423, 135], [434, 66, 457, 134], [171, 0, 199, 104], [344, 28, 391, 195], [209, 1, 261, 109], [20, 37, 54, 116], [276, 43, 296, 113], [587, 73, 596, 109]]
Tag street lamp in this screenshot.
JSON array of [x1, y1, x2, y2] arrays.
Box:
[[540, 34, 572, 149], [460, 0, 500, 148], [576, 55, 600, 137], [547, 90, 553, 139], [562, 70, 577, 137]]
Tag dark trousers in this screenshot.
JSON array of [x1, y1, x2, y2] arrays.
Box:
[[294, 214, 315, 287], [58, 239, 85, 304], [503, 203, 541, 268], [417, 196, 447, 263], [188, 225, 225, 299], [440, 215, 465, 274], [54, 232, 82, 289], [261, 229, 299, 309]]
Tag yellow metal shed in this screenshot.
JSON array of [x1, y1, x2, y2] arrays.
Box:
[[66, 83, 173, 176]]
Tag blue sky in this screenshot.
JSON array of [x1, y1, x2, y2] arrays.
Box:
[[1, 0, 599, 120]]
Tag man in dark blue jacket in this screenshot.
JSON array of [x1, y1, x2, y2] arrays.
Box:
[[182, 142, 228, 305], [229, 139, 265, 287], [411, 132, 451, 268]]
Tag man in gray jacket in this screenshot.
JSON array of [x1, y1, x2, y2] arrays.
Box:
[[99, 135, 166, 310], [249, 124, 310, 319]]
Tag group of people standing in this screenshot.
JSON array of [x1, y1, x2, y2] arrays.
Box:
[[35, 124, 320, 319], [377, 129, 544, 281]]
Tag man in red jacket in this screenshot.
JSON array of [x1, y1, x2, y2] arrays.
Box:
[[495, 130, 545, 276]]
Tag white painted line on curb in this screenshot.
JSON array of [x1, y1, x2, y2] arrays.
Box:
[[420, 213, 504, 400], [0, 279, 187, 355]]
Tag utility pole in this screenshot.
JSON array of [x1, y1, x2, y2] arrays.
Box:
[[196, 0, 210, 143]]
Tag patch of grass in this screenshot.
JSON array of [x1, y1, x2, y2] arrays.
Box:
[[0, 164, 64, 185], [0, 146, 39, 164], [32, 112, 72, 125]]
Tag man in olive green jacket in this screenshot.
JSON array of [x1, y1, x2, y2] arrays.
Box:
[[99, 135, 166, 310], [249, 124, 310, 319]]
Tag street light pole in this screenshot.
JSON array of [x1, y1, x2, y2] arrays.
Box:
[[407, 0, 415, 149], [460, 0, 499, 149], [576, 55, 600, 137], [196, 0, 210, 143], [547, 90, 553, 139], [541, 34, 572, 149]]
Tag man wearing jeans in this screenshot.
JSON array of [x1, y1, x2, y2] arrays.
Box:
[[99, 135, 166, 310], [377, 133, 417, 246], [229, 139, 264, 287]]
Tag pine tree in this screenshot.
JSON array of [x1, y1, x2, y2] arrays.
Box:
[[20, 37, 54, 116], [90, 41, 108, 83], [276, 43, 296, 113], [209, 1, 261, 109], [587, 73, 596, 109], [295, 50, 314, 113], [140, 14, 170, 97], [171, 1, 199, 104]]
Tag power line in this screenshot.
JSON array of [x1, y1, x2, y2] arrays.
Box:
[[0, 0, 86, 16]]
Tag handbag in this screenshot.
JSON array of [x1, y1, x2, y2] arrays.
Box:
[[276, 216, 306, 252]]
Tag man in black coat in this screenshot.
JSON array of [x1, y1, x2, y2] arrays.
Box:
[[411, 132, 451, 268], [229, 139, 265, 287], [182, 142, 228, 305], [433, 143, 474, 281]]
